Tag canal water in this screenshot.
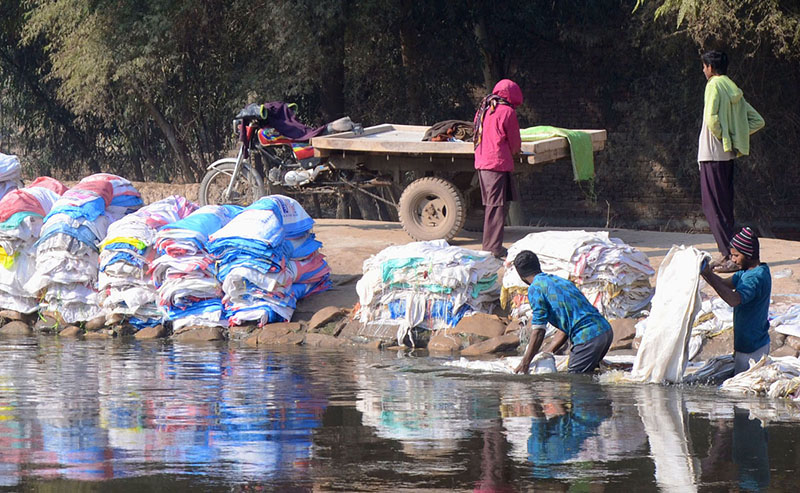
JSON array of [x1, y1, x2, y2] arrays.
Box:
[[0, 336, 798, 491]]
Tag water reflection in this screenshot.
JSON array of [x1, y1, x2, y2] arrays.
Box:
[[0, 340, 796, 490], [0, 339, 327, 487]]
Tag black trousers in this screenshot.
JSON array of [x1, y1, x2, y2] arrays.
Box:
[[700, 160, 735, 257]]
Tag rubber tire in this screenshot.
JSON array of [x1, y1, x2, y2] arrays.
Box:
[[398, 177, 466, 241], [199, 159, 264, 206]]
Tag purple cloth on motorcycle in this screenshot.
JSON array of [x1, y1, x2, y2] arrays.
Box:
[[261, 102, 327, 141]]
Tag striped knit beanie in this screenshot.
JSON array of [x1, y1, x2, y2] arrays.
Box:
[[730, 227, 759, 259]]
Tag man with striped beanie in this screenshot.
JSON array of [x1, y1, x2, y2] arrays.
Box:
[[701, 227, 772, 374]]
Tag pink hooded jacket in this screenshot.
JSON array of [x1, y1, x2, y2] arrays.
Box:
[[474, 79, 523, 172]]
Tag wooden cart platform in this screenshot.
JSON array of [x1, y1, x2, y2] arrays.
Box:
[[312, 124, 606, 165]]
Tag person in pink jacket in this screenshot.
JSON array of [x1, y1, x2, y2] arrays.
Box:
[[473, 79, 523, 258]]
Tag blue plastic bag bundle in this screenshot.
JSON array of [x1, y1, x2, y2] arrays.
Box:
[[208, 195, 330, 326], [27, 177, 119, 322], [151, 204, 242, 330], [98, 196, 198, 329]]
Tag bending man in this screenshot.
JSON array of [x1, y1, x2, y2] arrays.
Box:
[[701, 227, 771, 374], [513, 250, 613, 374]]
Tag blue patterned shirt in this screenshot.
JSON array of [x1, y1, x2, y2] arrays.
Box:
[[527, 273, 612, 345]]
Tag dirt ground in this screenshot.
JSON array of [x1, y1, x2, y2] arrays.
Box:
[[295, 219, 800, 320]]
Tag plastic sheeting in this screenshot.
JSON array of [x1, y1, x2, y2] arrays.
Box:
[[208, 195, 331, 326], [98, 196, 197, 328], [721, 355, 800, 400], [356, 240, 502, 345], [28, 174, 142, 323], [0, 153, 22, 200], [0, 178, 66, 312], [629, 245, 710, 384], [153, 204, 242, 330], [502, 231, 654, 322]]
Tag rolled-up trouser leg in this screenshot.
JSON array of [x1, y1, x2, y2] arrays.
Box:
[[568, 330, 612, 373]]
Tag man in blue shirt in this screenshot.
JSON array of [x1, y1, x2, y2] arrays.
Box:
[[512, 250, 613, 374], [701, 227, 771, 374]]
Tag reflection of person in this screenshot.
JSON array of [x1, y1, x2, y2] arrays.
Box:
[[512, 251, 613, 374], [732, 406, 770, 490], [473, 419, 515, 493], [473, 79, 523, 259], [701, 227, 771, 374], [526, 381, 612, 478], [697, 50, 764, 273]]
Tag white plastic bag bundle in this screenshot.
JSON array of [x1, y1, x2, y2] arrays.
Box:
[[503, 231, 654, 321], [0, 177, 66, 313], [98, 196, 197, 329], [355, 240, 502, 344]]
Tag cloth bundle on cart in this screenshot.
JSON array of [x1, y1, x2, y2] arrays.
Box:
[[98, 196, 197, 329], [502, 231, 654, 322], [208, 195, 331, 326], [27, 174, 142, 322], [355, 240, 502, 345], [0, 177, 67, 313], [0, 153, 22, 200], [152, 204, 242, 330]]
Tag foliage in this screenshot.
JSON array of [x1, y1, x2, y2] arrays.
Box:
[[635, 0, 800, 58]]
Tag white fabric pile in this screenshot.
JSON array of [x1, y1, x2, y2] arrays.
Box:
[[629, 245, 709, 383], [721, 355, 800, 401], [80, 173, 143, 221], [443, 353, 566, 374], [0, 177, 67, 312], [98, 196, 197, 329], [28, 175, 140, 322], [355, 240, 502, 344], [502, 231, 654, 321], [208, 195, 331, 326], [0, 152, 22, 200], [152, 205, 242, 330], [770, 303, 800, 338]]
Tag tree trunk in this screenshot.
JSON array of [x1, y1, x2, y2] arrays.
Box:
[[142, 98, 198, 183], [399, 0, 423, 120], [473, 15, 505, 92]]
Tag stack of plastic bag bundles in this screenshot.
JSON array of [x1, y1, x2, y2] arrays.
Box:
[[81, 173, 144, 221], [0, 177, 67, 312], [152, 205, 242, 330], [355, 240, 502, 343], [0, 152, 22, 200], [502, 231, 654, 321], [208, 195, 331, 326], [29, 175, 142, 322], [98, 196, 197, 329]]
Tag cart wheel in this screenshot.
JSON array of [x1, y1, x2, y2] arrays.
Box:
[[398, 177, 466, 241]]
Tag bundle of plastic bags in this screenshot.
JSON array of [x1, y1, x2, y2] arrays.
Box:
[[0, 177, 67, 312], [502, 231, 654, 321], [28, 174, 139, 322], [98, 196, 197, 329], [721, 355, 800, 401], [152, 204, 242, 330], [0, 152, 22, 200], [208, 195, 331, 326], [355, 240, 502, 344], [80, 173, 143, 221]]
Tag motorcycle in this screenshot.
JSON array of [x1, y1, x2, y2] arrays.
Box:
[[199, 102, 361, 206]]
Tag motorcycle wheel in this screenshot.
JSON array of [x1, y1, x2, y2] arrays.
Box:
[[199, 159, 264, 206]]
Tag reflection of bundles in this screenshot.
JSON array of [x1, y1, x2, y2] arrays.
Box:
[[422, 120, 474, 142]]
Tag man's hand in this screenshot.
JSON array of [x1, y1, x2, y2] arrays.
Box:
[[514, 358, 531, 375]]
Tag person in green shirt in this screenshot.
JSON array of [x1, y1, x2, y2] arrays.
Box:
[[698, 51, 764, 273]]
